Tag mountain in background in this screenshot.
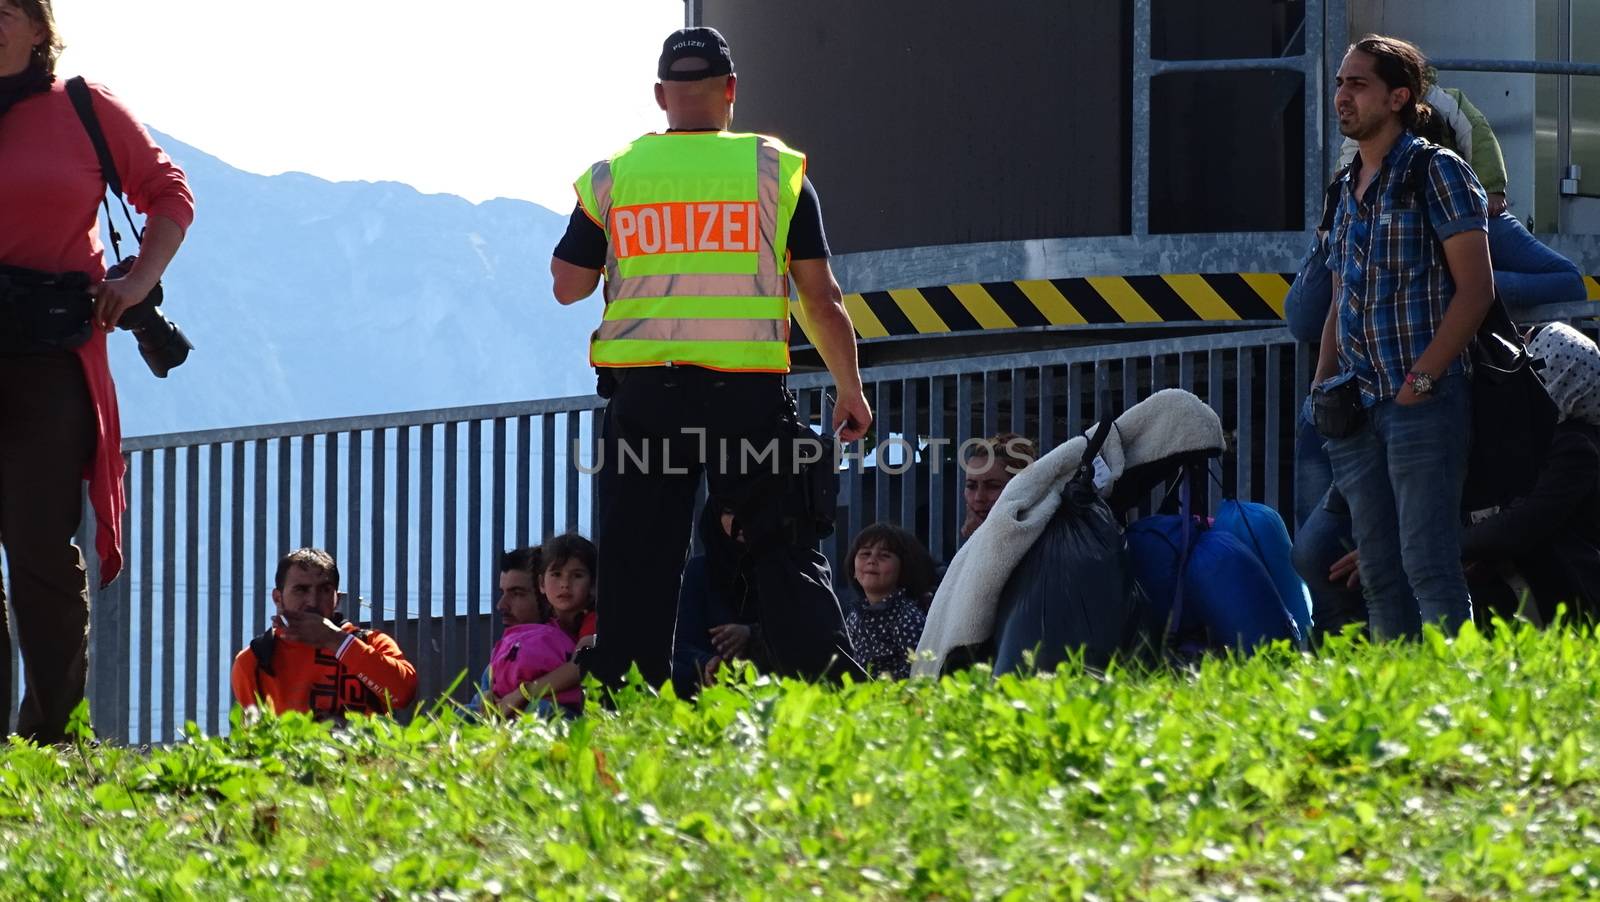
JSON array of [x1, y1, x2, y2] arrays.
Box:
[[110, 132, 600, 437]]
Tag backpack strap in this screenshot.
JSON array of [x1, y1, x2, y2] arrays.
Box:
[[1075, 414, 1117, 484], [1167, 465, 1196, 642], [1319, 167, 1347, 233], [1401, 143, 1521, 346], [1401, 144, 1442, 217], [248, 627, 278, 678], [63, 76, 143, 261], [1205, 468, 1304, 643]]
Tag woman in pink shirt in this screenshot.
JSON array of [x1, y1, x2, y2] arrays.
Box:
[[0, 0, 193, 743]]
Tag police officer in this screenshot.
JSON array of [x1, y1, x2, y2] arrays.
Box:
[[549, 27, 872, 689]]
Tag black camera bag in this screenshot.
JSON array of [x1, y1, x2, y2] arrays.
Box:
[[0, 264, 94, 353]]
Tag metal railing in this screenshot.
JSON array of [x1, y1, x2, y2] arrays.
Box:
[[69, 326, 1302, 743], [31, 300, 1595, 743], [79, 396, 605, 744], [1433, 59, 1600, 77], [1429, 52, 1600, 231]]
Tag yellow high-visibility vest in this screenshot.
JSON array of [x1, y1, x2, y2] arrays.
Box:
[[574, 131, 805, 373]]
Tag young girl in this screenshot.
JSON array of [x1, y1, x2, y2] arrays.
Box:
[[488, 546, 574, 715], [845, 523, 934, 680], [497, 533, 598, 716]]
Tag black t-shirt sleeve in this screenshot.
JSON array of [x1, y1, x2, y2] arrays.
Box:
[[552, 202, 607, 269], [788, 176, 830, 261], [551, 177, 830, 266]]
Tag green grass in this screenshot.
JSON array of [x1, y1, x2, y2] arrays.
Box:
[[4, 623, 1600, 899]]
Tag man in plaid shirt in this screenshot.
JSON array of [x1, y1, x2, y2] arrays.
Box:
[[1312, 35, 1494, 640]]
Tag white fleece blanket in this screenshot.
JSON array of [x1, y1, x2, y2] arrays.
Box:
[[912, 389, 1224, 677]]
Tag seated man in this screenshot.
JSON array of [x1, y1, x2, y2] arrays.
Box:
[[232, 548, 418, 719]]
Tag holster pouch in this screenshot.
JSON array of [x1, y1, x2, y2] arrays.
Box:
[[1312, 379, 1367, 440], [728, 411, 839, 550], [777, 416, 838, 542], [802, 431, 839, 540]]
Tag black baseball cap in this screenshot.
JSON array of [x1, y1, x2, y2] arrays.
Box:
[[658, 27, 735, 81]]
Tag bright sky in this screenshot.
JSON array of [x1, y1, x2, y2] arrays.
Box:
[[54, 1, 685, 212]]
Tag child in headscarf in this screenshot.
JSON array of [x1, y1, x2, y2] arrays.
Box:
[[1527, 323, 1600, 427]]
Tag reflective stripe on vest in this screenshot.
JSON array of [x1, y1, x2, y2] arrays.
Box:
[[574, 132, 804, 373]]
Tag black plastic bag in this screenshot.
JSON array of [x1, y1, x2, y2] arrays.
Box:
[[990, 419, 1148, 676]]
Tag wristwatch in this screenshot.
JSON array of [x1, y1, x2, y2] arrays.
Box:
[[1404, 371, 1435, 395]]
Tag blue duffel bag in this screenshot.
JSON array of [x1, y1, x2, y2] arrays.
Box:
[[1182, 527, 1302, 652], [1126, 514, 1198, 642], [1214, 499, 1313, 638], [1127, 470, 1304, 655]]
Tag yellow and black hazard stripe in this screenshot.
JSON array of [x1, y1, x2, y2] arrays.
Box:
[[791, 272, 1291, 343], [791, 272, 1600, 343]]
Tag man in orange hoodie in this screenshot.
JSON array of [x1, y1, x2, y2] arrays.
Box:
[[231, 548, 417, 719]]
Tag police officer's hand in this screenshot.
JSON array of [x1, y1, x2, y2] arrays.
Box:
[[832, 389, 872, 443]]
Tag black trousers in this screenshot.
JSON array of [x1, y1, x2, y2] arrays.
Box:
[[580, 366, 863, 689], [0, 351, 96, 744]]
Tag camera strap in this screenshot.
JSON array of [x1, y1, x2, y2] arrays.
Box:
[[64, 77, 142, 264]]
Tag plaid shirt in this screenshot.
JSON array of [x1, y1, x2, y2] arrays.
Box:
[[1325, 131, 1488, 405]]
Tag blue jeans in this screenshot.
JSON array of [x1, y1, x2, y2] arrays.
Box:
[[1293, 398, 1366, 637], [1294, 397, 1333, 530], [1291, 488, 1367, 639], [1488, 213, 1587, 308], [1325, 375, 1473, 639]]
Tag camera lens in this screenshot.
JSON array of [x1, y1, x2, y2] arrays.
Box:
[[133, 312, 195, 378], [107, 273, 194, 377]]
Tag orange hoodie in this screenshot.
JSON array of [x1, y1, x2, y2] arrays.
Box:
[[231, 621, 417, 718]]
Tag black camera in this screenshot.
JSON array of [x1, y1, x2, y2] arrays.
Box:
[[106, 256, 193, 378]]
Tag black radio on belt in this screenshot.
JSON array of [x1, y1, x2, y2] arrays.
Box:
[[782, 415, 839, 541], [0, 264, 94, 354]]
